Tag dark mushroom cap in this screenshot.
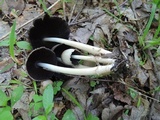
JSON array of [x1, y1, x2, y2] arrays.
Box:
[[53, 44, 71, 58], [26, 47, 57, 80], [70, 50, 81, 65], [29, 14, 70, 49]]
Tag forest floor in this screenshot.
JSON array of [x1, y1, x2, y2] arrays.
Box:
[[0, 0, 160, 120]]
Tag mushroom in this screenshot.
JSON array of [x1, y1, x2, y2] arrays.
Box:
[[61, 48, 116, 66], [44, 37, 112, 55], [26, 47, 114, 80], [26, 47, 57, 80], [37, 62, 114, 76], [29, 14, 70, 49]]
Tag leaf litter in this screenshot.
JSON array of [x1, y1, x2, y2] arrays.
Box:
[[0, 0, 160, 119]]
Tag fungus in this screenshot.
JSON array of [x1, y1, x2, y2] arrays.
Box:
[[61, 49, 116, 66], [26, 47, 114, 80], [26, 47, 57, 80], [44, 37, 112, 55], [29, 14, 70, 49]]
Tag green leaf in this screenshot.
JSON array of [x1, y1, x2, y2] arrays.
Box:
[[33, 94, 43, 103], [128, 88, 137, 99], [42, 84, 54, 115], [86, 113, 99, 120], [11, 85, 24, 107], [33, 115, 47, 120], [16, 41, 32, 50], [63, 0, 72, 3], [137, 97, 141, 107], [9, 20, 17, 62], [139, 3, 157, 47], [90, 81, 97, 87], [124, 109, 129, 115], [0, 39, 10, 47], [0, 107, 13, 120], [62, 109, 76, 120], [53, 81, 63, 95], [33, 81, 38, 94], [34, 102, 43, 111], [49, 113, 58, 120], [0, 90, 10, 106]]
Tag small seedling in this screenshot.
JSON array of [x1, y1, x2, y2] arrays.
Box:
[[127, 88, 137, 99], [90, 81, 97, 88], [53, 81, 63, 95]]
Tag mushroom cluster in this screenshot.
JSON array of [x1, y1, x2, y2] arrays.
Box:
[[26, 14, 116, 81]]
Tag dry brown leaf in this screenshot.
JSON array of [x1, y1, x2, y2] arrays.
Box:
[[111, 83, 132, 105], [72, 23, 96, 44], [16, 4, 42, 29], [93, 27, 105, 48], [122, 105, 147, 120], [2, 0, 25, 16], [102, 102, 123, 120], [0, 20, 10, 37], [72, 106, 84, 120], [137, 68, 149, 86], [53, 102, 65, 115]]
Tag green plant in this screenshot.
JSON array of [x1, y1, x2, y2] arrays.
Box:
[[9, 20, 17, 62], [103, 8, 122, 22], [53, 81, 63, 95], [0, 21, 32, 63], [62, 109, 76, 120], [30, 84, 56, 119], [62, 0, 72, 3], [149, 86, 160, 93], [38, 0, 51, 16], [90, 81, 99, 88], [0, 85, 24, 120], [113, 0, 122, 19], [127, 88, 142, 107], [139, 2, 158, 47], [42, 84, 54, 115]]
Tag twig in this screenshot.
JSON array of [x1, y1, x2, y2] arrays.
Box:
[[0, 0, 61, 41], [70, 0, 86, 24], [68, 0, 78, 24], [69, 12, 105, 26], [78, 76, 160, 103], [69, 0, 128, 26], [62, 1, 66, 20]]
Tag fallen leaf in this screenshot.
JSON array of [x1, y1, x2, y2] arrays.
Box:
[[0, 20, 10, 37], [102, 102, 123, 120], [2, 0, 25, 16], [93, 27, 105, 48], [111, 83, 132, 105], [122, 105, 147, 120]]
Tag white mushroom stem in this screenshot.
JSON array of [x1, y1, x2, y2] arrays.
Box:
[[58, 56, 89, 68], [72, 55, 115, 64], [43, 37, 112, 55], [37, 62, 114, 75], [61, 49, 115, 65]]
